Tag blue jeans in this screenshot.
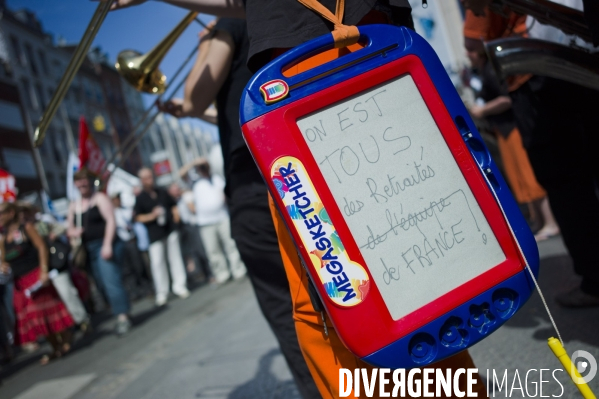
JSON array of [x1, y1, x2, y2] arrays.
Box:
[[86, 239, 130, 315]]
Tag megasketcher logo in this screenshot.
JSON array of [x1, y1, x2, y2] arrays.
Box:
[[271, 156, 371, 307]]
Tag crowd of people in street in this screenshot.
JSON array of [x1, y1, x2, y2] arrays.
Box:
[[0, 159, 246, 366], [1, 0, 598, 397]]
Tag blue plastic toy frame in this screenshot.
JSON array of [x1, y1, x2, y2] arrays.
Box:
[[240, 25, 539, 369]]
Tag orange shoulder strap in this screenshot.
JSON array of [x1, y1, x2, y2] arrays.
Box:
[[296, 0, 360, 48]]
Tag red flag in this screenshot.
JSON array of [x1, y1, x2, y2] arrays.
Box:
[[78, 116, 109, 186]]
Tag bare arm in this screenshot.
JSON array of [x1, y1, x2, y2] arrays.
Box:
[[135, 211, 159, 224], [187, 201, 196, 214], [185, 30, 233, 117], [67, 201, 78, 238], [159, 30, 234, 119], [95, 193, 116, 250], [109, 0, 246, 18], [470, 96, 512, 119], [164, 0, 245, 17], [199, 107, 218, 125], [172, 206, 181, 224]]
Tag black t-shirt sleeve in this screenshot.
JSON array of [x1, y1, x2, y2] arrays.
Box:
[[480, 61, 508, 102], [480, 61, 516, 138], [155, 188, 175, 209], [214, 18, 246, 48], [133, 195, 145, 216]]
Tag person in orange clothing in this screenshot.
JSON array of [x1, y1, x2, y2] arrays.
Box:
[[266, 9, 489, 398]]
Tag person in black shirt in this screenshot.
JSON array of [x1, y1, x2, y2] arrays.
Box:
[[134, 168, 190, 306], [159, 19, 320, 398], [464, 38, 560, 241], [68, 169, 132, 335]]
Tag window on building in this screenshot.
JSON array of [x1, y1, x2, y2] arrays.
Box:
[[39, 138, 48, 156], [24, 44, 38, 76], [50, 129, 62, 164], [52, 59, 62, 76], [20, 78, 35, 109], [61, 129, 72, 155], [107, 87, 116, 104], [84, 81, 92, 99], [68, 118, 80, 149], [70, 85, 82, 103], [1, 148, 38, 178], [170, 132, 183, 166], [37, 50, 49, 75], [0, 99, 25, 131], [9, 36, 24, 66], [35, 83, 46, 109], [155, 128, 166, 150], [95, 87, 103, 104], [143, 136, 156, 154], [0, 62, 13, 78], [95, 138, 109, 159]]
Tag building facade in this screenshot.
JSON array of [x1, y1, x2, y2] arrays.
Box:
[[145, 113, 214, 187], [0, 4, 113, 198], [0, 0, 212, 201], [88, 47, 144, 174], [0, 79, 43, 196]]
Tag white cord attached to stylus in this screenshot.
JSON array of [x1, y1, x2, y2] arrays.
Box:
[[480, 165, 564, 346]]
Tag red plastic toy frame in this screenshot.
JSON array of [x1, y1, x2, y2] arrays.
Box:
[[242, 54, 525, 358]]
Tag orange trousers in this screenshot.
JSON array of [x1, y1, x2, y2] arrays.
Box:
[[496, 128, 546, 204]]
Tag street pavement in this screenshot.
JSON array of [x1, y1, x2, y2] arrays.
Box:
[[0, 235, 598, 399]]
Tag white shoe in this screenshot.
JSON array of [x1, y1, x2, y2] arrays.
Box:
[[155, 296, 168, 307], [215, 273, 231, 284], [232, 271, 247, 280], [176, 289, 190, 299]]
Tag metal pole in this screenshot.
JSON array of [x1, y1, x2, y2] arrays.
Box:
[[34, 0, 113, 147]]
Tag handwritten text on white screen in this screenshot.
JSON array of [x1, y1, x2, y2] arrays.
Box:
[[296, 74, 505, 320]]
